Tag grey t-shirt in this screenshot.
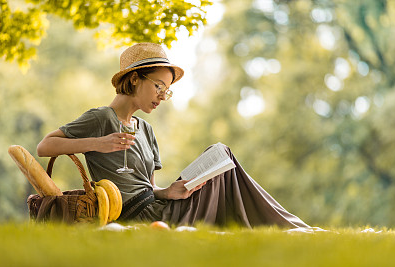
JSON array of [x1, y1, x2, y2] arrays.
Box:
[[59, 106, 162, 204]]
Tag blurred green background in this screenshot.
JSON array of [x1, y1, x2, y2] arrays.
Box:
[[2, 0, 395, 228]]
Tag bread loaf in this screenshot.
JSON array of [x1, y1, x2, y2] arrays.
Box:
[[8, 145, 63, 197]]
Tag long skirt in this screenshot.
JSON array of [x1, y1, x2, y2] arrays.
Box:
[[131, 144, 310, 229]]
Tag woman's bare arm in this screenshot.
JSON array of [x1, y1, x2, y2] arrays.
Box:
[[37, 129, 135, 157], [150, 173, 168, 199]]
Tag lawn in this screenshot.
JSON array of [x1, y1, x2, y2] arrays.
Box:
[[0, 222, 393, 267]]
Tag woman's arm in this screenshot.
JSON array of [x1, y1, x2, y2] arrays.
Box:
[[150, 173, 206, 200], [150, 173, 168, 199], [37, 129, 135, 157]]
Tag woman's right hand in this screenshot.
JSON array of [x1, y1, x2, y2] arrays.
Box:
[[95, 133, 136, 153]]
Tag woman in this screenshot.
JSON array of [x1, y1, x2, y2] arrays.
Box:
[[37, 42, 310, 229]]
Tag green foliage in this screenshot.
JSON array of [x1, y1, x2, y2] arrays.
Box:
[[0, 0, 48, 71], [0, 0, 211, 69]]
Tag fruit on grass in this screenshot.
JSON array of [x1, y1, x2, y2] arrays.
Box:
[[95, 185, 110, 226], [150, 221, 170, 230], [96, 179, 122, 221]]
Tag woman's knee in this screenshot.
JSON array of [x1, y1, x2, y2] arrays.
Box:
[[204, 142, 231, 155]]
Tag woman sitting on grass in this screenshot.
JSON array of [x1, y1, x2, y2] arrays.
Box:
[[37, 42, 310, 229]]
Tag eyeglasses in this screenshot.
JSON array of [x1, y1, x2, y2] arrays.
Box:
[[142, 75, 173, 101]]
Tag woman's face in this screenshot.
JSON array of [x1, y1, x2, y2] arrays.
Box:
[[132, 67, 173, 113]]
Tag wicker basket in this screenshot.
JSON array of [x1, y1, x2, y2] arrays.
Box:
[[27, 154, 98, 223]]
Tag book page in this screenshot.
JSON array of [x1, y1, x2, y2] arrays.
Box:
[[181, 143, 229, 181], [184, 158, 235, 190]]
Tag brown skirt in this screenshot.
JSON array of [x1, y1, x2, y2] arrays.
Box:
[[133, 144, 310, 229]]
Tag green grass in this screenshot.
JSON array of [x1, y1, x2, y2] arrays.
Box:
[[0, 222, 394, 267]]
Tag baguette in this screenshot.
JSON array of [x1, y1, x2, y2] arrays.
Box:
[[8, 145, 63, 197]]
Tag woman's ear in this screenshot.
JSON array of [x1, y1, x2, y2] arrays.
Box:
[[129, 72, 139, 86]]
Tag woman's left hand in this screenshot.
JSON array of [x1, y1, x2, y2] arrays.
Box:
[[165, 180, 206, 200]]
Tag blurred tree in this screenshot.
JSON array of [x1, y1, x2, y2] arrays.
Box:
[[182, 0, 395, 227], [0, 0, 211, 70]]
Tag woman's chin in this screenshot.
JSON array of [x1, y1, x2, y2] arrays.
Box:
[[142, 108, 154, 114]]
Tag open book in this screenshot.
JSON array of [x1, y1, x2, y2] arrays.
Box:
[[181, 143, 236, 191]]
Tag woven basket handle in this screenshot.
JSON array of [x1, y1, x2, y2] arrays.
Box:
[[46, 155, 96, 201]]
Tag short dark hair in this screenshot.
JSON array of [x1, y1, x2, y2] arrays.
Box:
[[115, 67, 176, 95]]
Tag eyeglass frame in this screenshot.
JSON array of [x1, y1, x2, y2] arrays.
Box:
[[142, 74, 173, 100]]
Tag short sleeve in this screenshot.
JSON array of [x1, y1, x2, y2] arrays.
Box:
[[152, 134, 162, 170], [59, 109, 102, 138], [141, 120, 162, 170]]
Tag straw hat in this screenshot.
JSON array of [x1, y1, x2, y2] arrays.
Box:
[[111, 42, 184, 88]]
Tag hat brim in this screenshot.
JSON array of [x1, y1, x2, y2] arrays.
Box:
[[111, 63, 184, 88]]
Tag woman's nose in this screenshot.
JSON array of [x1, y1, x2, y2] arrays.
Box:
[[158, 93, 166, 101]]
